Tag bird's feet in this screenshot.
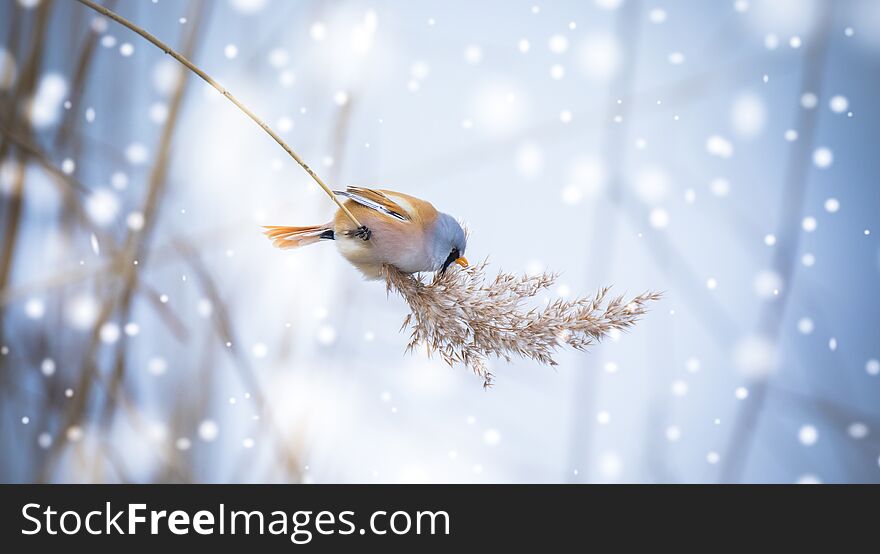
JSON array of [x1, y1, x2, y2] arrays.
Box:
[[352, 225, 372, 241]]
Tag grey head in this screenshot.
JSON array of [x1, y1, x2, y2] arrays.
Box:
[[429, 212, 468, 273]]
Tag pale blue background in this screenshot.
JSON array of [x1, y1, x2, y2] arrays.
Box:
[[1, 0, 879, 483]]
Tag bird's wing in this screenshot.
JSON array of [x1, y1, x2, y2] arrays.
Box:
[[333, 186, 411, 222]]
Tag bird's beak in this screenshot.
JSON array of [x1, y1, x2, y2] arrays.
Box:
[[455, 257, 469, 268]]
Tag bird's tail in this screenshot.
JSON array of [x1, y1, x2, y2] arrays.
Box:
[[263, 224, 334, 250]]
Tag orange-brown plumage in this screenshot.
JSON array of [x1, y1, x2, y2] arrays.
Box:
[[264, 187, 466, 279], [262, 225, 330, 250]]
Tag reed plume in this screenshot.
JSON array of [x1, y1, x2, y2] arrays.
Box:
[[383, 262, 662, 388]]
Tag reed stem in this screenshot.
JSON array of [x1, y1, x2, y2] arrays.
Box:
[[73, 0, 363, 228]]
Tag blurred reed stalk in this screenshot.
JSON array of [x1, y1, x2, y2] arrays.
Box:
[[719, 3, 835, 483], [0, 215, 242, 307], [0, 0, 52, 481], [566, 0, 642, 482], [38, 0, 209, 482], [0, 0, 52, 348], [388, 53, 797, 187], [52, 0, 118, 152], [174, 238, 304, 481], [51, 0, 122, 366]]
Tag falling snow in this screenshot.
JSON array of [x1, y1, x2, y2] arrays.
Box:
[[1, 0, 877, 486]]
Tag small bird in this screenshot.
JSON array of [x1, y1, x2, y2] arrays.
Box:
[[264, 186, 468, 279]]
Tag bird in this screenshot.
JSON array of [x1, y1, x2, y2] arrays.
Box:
[[264, 186, 468, 279]]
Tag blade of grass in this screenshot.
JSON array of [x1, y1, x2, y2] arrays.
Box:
[[73, 0, 363, 229]]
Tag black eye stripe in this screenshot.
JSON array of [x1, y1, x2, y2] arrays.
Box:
[[441, 248, 459, 273]]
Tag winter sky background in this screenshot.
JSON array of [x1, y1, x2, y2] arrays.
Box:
[[1, 0, 880, 483]]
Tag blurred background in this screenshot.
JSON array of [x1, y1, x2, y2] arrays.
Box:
[[1, 0, 879, 484]]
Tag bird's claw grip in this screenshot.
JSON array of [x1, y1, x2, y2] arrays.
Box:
[[353, 225, 372, 241]]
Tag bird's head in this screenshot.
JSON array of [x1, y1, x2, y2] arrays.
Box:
[[430, 212, 469, 273]]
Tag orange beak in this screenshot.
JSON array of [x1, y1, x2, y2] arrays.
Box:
[[455, 257, 469, 268]]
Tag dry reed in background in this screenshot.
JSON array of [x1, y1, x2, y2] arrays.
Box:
[[384, 262, 662, 388]]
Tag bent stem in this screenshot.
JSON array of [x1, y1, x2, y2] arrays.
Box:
[[72, 0, 362, 228]]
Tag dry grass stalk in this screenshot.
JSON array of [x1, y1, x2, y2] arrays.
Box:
[[383, 262, 662, 388], [74, 0, 362, 229]]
